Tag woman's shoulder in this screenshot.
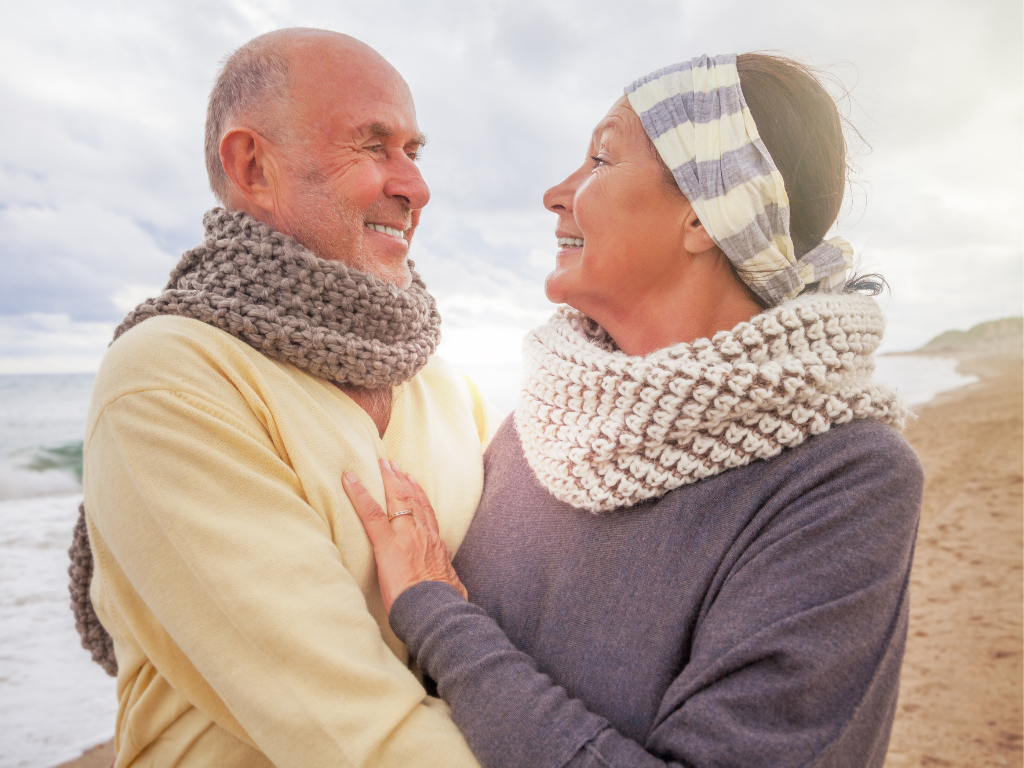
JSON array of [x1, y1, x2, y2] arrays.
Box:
[[796, 417, 923, 487], [733, 417, 924, 551], [748, 417, 924, 516], [649, 417, 924, 556]]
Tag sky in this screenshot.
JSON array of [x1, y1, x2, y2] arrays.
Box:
[[0, 0, 1021, 374]]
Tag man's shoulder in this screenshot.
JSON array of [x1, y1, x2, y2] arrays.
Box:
[[111, 314, 250, 357], [414, 357, 507, 448], [413, 355, 477, 403], [91, 316, 270, 411]]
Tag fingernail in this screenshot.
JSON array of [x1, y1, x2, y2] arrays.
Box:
[[343, 471, 359, 484], [407, 473, 418, 485], [379, 458, 390, 470], [390, 460, 401, 472]]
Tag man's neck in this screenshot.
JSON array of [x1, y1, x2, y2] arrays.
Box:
[[338, 385, 393, 438]]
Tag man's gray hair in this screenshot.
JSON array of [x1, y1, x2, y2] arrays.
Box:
[[205, 34, 292, 203]]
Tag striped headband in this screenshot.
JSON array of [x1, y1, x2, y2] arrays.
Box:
[[625, 53, 853, 305]]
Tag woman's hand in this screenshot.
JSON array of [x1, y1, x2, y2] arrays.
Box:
[[343, 459, 468, 615]]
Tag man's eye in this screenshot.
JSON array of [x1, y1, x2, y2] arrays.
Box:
[[591, 155, 606, 167], [406, 150, 419, 162], [368, 144, 386, 154]]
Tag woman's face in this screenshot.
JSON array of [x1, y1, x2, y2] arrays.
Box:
[[542, 96, 696, 312]]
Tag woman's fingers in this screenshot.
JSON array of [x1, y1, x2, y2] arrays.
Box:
[[379, 460, 417, 532], [406, 472, 442, 537], [344, 461, 467, 614], [386, 461, 434, 532], [342, 471, 395, 548]]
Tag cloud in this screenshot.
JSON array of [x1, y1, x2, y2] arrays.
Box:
[[0, 313, 114, 374], [0, 0, 1020, 373]]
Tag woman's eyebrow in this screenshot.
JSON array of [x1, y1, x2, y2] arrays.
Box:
[[591, 117, 622, 143]]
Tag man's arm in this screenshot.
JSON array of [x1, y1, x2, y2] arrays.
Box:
[[87, 385, 479, 767]]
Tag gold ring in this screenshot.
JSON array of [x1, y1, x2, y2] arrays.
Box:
[[387, 510, 414, 522]]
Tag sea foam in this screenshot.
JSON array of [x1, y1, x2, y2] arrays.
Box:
[[0, 494, 116, 768]]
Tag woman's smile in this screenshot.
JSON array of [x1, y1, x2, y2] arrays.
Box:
[[554, 231, 584, 264]]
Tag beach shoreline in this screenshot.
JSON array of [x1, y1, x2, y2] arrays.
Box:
[[51, 344, 1024, 768]]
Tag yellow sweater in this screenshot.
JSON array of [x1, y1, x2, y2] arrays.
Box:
[[83, 316, 502, 767]]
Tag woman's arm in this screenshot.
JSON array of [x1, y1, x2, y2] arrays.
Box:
[[345, 447, 920, 768]]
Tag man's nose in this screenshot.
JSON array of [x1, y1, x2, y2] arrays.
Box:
[[384, 155, 430, 210]]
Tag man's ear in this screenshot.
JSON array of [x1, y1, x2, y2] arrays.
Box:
[[681, 212, 717, 255], [219, 127, 280, 213]]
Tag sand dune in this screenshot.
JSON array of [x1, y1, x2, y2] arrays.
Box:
[[55, 344, 1024, 768]]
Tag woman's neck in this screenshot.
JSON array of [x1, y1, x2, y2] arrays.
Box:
[[585, 257, 763, 357]]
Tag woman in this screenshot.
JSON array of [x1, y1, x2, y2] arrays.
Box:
[[343, 53, 922, 767]]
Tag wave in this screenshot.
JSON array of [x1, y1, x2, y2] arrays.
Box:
[[0, 442, 83, 501]]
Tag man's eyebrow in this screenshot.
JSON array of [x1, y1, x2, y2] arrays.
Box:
[[363, 122, 427, 147], [365, 122, 393, 139]]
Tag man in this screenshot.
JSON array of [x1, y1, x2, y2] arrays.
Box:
[[77, 28, 498, 767]]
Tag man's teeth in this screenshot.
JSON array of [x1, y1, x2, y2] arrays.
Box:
[[558, 237, 584, 248], [366, 223, 406, 238]]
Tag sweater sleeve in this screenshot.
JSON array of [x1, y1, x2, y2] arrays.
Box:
[[86, 387, 480, 768], [390, 432, 922, 768]]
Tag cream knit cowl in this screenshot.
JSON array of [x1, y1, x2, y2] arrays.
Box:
[[516, 293, 908, 512]]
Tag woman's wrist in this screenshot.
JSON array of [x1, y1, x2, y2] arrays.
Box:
[[389, 580, 467, 652]]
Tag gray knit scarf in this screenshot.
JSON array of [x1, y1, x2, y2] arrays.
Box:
[[69, 207, 443, 675]]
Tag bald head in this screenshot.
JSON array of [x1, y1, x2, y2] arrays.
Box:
[[207, 29, 430, 286], [204, 29, 400, 203]]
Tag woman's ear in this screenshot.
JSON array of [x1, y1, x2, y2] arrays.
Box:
[[220, 127, 281, 213], [681, 213, 717, 255]]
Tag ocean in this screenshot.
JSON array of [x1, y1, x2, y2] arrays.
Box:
[[0, 356, 978, 768]]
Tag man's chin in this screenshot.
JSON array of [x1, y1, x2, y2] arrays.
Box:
[[312, 239, 412, 288], [381, 266, 413, 290], [364, 258, 413, 290]]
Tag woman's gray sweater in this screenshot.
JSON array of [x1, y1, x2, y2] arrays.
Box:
[[390, 416, 923, 768]]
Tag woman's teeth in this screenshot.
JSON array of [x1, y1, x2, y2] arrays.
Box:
[[558, 237, 584, 248], [366, 223, 406, 239]]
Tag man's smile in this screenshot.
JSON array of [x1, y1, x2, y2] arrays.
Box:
[[364, 222, 408, 240]]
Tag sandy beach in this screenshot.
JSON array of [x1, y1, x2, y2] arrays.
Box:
[[53, 345, 1023, 768], [884, 342, 1023, 768]]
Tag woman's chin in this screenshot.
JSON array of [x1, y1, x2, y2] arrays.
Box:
[[543, 271, 571, 306], [545, 260, 587, 303]]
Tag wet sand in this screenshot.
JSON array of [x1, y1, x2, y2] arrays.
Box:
[[52, 741, 114, 768], [55, 347, 1023, 768]]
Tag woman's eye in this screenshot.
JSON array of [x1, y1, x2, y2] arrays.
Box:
[[590, 155, 606, 167]]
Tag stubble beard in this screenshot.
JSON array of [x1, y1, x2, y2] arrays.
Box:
[[289, 180, 413, 290]]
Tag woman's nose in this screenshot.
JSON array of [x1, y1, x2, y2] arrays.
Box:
[[543, 172, 577, 213]]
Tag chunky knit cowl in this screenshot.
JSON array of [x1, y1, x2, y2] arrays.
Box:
[[516, 293, 908, 512], [70, 208, 443, 675]]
